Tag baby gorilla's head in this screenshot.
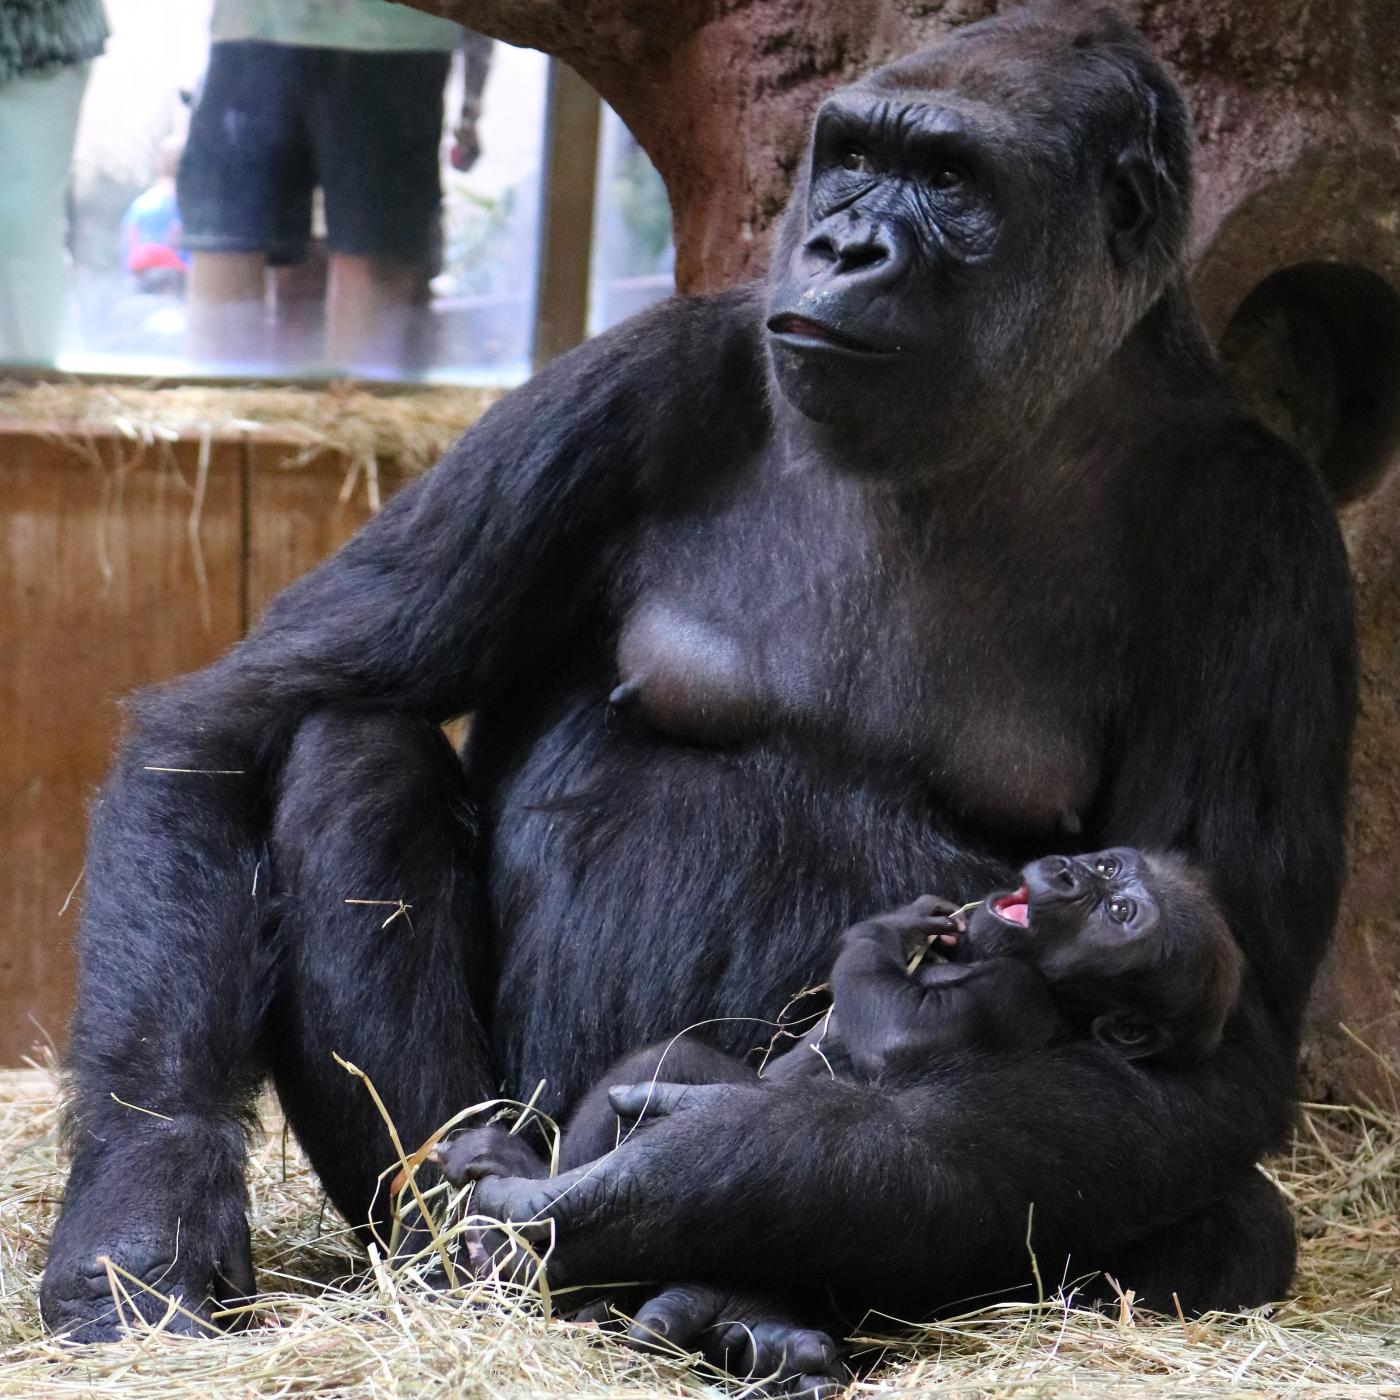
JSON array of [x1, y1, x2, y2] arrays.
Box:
[[972, 848, 1242, 1065]]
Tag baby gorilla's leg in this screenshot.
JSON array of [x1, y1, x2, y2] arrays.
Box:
[[561, 1033, 758, 1169], [432, 1033, 757, 1189]]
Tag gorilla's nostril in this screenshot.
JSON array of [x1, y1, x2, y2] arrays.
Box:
[[835, 240, 889, 273]]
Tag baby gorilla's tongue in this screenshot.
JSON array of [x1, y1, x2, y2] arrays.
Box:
[[995, 887, 1031, 926]]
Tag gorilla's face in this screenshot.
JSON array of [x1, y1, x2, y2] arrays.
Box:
[[764, 6, 1185, 476], [765, 88, 1024, 431]]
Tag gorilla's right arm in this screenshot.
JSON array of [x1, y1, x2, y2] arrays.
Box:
[[472, 1028, 1283, 1314]]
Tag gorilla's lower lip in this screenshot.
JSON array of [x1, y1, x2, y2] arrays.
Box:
[[766, 314, 892, 356], [990, 886, 1031, 927]]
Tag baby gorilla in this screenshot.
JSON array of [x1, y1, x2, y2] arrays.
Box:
[[433, 848, 1240, 1384]]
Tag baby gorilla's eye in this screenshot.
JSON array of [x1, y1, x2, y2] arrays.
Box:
[[1108, 896, 1135, 924], [1094, 854, 1121, 878], [840, 145, 874, 174]]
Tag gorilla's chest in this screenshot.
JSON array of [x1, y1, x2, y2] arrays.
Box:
[[613, 469, 1111, 841]]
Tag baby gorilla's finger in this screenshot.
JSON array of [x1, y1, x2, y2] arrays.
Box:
[[907, 894, 961, 918], [570, 1292, 632, 1328], [464, 1219, 554, 1286], [606, 1080, 728, 1123]]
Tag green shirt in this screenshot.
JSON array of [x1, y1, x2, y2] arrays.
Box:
[[0, 0, 108, 84], [211, 0, 462, 52]]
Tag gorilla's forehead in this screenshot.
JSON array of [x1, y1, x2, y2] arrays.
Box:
[[856, 21, 1138, 130]]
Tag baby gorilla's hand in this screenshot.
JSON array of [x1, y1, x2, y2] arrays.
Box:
[[855, 893, 966, 960]]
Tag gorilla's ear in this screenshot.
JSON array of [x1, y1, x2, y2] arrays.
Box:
[[1092, 1013, 1169, 1060], [1103, 154, 1158, 266]]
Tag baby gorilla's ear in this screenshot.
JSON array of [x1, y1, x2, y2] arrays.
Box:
[[1091, 1014, 1170, 1061]]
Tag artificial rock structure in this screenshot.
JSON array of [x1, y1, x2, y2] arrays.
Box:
[[411, 0, 1400, 1097]]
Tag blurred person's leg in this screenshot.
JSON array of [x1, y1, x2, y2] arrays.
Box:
[[316, 49, 450, 375], [186, 251, 267, 363], [178, 41, 314, 368], [0, 62, 89, 362], [325, 252, 421, 371]]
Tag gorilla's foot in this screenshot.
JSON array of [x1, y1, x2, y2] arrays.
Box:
[[430, 1121, 549, 1187], [41, 1131, 254, 1343]]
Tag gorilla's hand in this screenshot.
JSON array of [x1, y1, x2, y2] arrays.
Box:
[[468, 1081, 734, 1287]]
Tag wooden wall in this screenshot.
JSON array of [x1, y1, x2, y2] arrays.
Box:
[[0, 428, 411, 1066]]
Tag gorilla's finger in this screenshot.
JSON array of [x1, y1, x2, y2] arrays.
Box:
[[781, 1374, 844, 1400], [607, 1081, 727, 1121], [625, 1281, 725, 1354], [706, 1318, 838, 1383], [751, 1322, 838, 1379], [469, 1172, 559, 1224]]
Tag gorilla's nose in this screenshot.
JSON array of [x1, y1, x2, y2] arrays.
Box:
[[802, 215, 902, 282], [1025, 854, 1086, 900]]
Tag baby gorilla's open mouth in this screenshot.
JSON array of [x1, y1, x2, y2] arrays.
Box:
[[990, 885, 1031, 927]]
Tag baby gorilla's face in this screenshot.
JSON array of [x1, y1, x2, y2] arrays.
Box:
[[974, 847, 1165, 974], [967, 847, 1239, 1064]]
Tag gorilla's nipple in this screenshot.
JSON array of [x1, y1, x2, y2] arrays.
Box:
[[615, 601, 765, 744]]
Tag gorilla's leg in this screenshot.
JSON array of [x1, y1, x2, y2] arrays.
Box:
[[1083, 1170, 1296, 1314], [266, 708, 495, 1241]]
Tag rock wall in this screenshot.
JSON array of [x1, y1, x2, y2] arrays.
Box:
[[407, 0, 1400, 1096]]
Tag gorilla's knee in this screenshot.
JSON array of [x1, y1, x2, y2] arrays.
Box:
[[1089, 1170, 1296, 1315], [274, 708, 467, 853]]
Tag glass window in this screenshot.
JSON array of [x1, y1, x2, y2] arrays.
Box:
[[48, 0, 549, 383], [588, 104, 674, 337]]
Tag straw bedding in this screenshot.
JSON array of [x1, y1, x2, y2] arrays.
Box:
[[1, 1063, 1396, 1399]]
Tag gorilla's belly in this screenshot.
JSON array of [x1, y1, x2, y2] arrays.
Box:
[[485, 704, 1011, 1112]]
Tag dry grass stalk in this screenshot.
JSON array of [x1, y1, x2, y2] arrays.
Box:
[[0, 379, 501, 484], [1, 1063, 1396, 1399]]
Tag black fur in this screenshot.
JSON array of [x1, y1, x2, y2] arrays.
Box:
[[44, 0, 1351, 1363]]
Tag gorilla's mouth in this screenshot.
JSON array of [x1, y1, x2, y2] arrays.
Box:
[[990, 886, 1031, 927], [766, 313, 890, 355]]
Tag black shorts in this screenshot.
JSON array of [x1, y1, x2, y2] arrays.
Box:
[[177, 40, 450, 266]]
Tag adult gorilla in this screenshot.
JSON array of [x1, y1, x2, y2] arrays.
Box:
[[44, 0, 1352, 1353]]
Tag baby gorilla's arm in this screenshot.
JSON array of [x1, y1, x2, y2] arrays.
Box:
[[830, 896, 974, 1076]]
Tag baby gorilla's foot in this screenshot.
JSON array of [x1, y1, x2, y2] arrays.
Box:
[[429, 1120, 549, 1187]]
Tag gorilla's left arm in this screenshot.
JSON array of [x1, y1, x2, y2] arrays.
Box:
[[471, 430, 1355, 1309]]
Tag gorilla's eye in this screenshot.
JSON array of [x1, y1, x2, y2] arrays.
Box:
[[927, 164, 965, 191], [1094, 854, 1121, 878], [840, 145, 874, 174], [1108, 896, 1135, 924]]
